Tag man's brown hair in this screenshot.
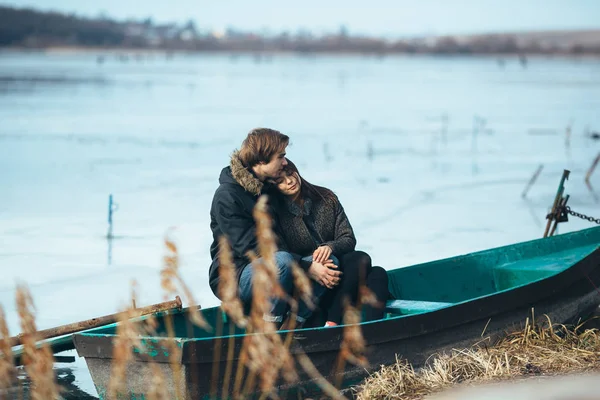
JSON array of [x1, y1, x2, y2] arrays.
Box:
[[238, 128, 289, 168]]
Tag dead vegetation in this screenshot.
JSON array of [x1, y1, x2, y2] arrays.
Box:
[[356, 315, 600, 400]]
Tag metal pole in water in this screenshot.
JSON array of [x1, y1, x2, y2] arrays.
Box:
[[107, 194, 119, 239], [543, 170, 570, 238]]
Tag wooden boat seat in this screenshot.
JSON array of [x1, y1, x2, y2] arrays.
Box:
[[494, 262, 562, 291], [492, 245, 598, 291], [385, 299, 453, 315]]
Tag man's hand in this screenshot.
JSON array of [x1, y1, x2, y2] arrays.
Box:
[[312, 245, 333, 264], [308, 261, 342, 289]]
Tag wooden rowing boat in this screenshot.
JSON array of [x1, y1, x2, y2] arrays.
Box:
[[73, 226, 600, 399]]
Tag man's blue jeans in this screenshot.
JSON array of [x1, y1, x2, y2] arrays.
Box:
[[238, 251, 336, 324]]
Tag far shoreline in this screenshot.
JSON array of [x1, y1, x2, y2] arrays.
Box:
[[2, 46, 600, 60]]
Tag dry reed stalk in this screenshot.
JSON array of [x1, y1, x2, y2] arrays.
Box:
[[340, 303, 369, 368], [156, 236, 206, 397], [159, 250, 193, 400], [232, 335, 249, 398], [263, 329, 298, 389], [296, 352, 346, 400], [290, 261, 314, 311], [242, 368, 258, 397], [334, 302, 369, 389], [221, 322, 236, 398], [108, 280, 173, 399], [241, 203, 301, 396], [15, 284, 59, 400], [107, 306, 142, 398], [282, 298, 298, 349], [252, 196, 287, 300], [231, 251, 272, 397], [209, 310, 223, 399], [230, 249, 271, 397], [131, 280, 138, 310], [358, 285, 382, 308], [246, 251, 277, 332], [245, 258, 298, 393], [233, 196, 336, 397], [0, 305, 16, 391], [217, 236, 247, 328], [161, 233, 209, 331], [244, 309, 278, 394], [258, 390, 279, 400], [146, 363, 170, 400], [162, 313, 185, 400]]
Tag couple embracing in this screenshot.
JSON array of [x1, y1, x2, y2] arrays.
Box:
[[208, 128, 389, 328]]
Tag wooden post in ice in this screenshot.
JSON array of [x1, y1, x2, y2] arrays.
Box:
[[585, 153, 600, 185], [565, 120, 573, 148], [522, 164, 544, 199], [107, 194, 119, 239], [367, 141, 374, 161]]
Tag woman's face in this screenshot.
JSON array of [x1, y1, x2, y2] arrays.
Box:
[[276, 170, 301, 197]]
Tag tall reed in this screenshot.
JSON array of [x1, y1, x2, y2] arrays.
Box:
[[16, 284, 59, 400], [107, 290, 144, 398], [0, 305, 16, 392], [161, 232, 208, 330]]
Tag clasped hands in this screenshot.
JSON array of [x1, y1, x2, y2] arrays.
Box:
[[308, 245, 341, 289]]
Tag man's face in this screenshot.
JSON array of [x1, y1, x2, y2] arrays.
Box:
[[258, 148, 288, 180]]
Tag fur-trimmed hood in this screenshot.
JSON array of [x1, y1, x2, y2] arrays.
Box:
[[209, 151, 284, 296], [228, 150, 263, 196]]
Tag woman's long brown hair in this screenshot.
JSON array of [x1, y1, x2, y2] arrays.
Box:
[[280, 159, 338, 205]]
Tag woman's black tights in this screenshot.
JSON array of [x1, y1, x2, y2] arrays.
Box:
[[326, 250, 389, 324]]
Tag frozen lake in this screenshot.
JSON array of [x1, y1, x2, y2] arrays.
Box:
[[1, 50, 599, 396]]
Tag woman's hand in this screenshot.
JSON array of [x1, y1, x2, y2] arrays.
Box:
[[313, 245, 333, 264], [308, 261, 342, 289]]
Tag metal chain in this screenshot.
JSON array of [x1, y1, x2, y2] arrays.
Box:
[[565, 206, 600, 225]]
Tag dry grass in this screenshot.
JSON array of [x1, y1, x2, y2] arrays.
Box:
[[0, 305, 16, 391], [356, 314, 600, 400], [235, 202, 299, 396], [291, 261, 315, 311], [161, 231, 209, 331], [217, 235, 248, 328], [15, 284, 59, 400], [338, 303, 369, 369], [107, 303, 144, 398], [108, 278, 181, 400], [146, 363, 170, 400]]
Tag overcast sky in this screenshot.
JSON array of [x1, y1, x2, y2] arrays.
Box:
[[4, 0, 600, 37]]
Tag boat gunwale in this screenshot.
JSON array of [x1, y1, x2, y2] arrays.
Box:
[[74, 228, 600, 361]]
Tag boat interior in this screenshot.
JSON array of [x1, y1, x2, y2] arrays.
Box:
[[80, 227, 600, 340], [385, 228, 599, 317]]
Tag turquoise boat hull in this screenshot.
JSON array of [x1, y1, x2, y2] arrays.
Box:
[[73, 227, 600, 399]]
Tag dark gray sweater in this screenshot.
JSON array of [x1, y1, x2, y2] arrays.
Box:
[[276, 196, 357, 258]]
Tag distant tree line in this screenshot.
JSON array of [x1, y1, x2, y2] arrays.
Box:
[[1, 5, 599, 55], [0, 6, 125, 46]]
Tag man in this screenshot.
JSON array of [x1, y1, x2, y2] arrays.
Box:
[[208, 127, 297, 324]]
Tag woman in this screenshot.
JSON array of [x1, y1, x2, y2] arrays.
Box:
[[272, 159, 389, 326]]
